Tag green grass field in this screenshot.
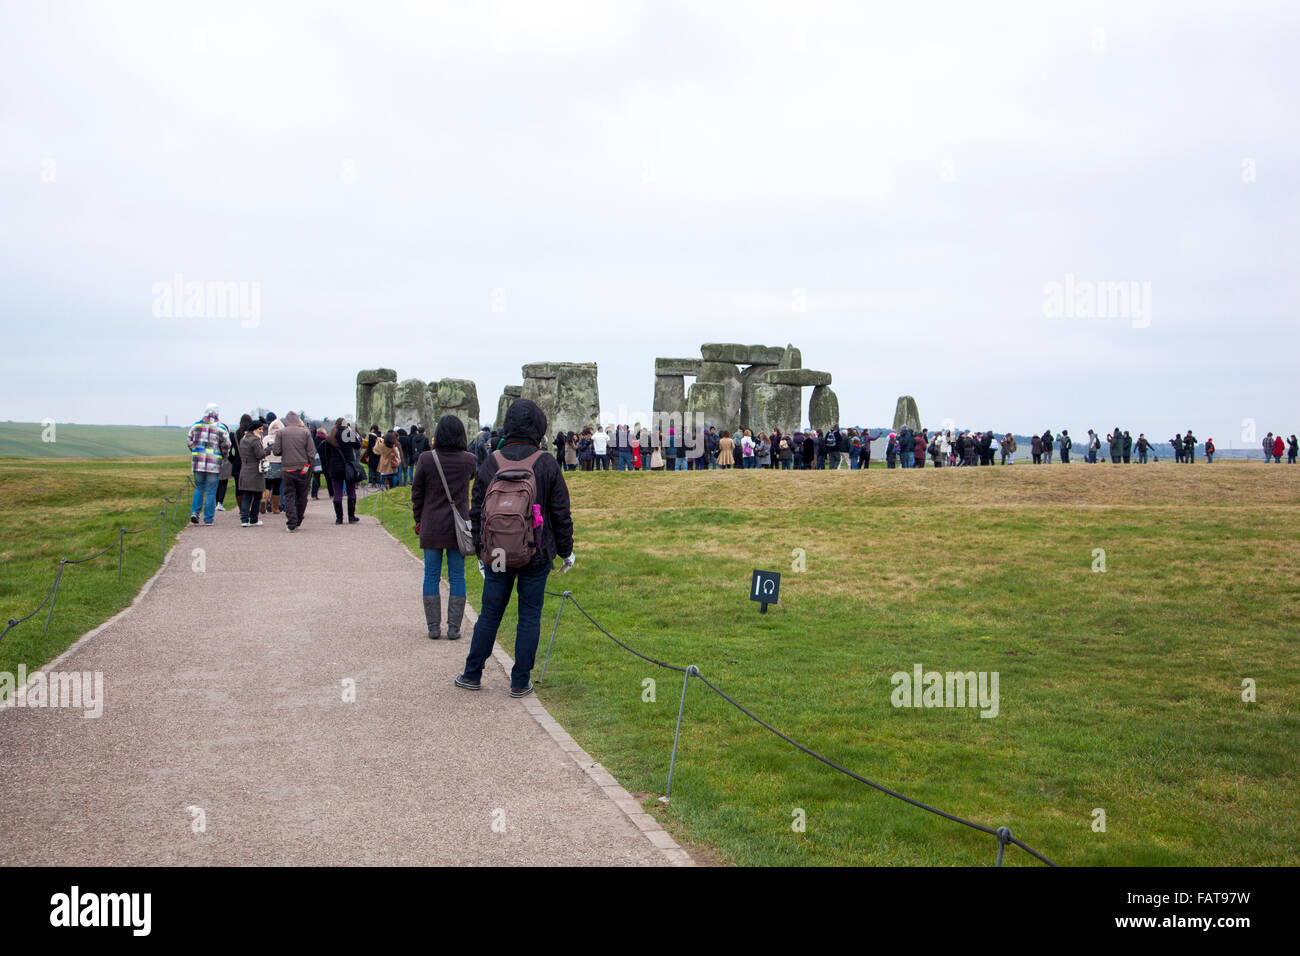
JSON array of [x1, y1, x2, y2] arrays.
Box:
[[0, 421, 190, 458], [362, 462, 1300, 866], [0, 458, 194, 682]]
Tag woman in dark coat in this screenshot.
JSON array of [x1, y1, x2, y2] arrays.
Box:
[[411, 415, 477, 640], [236, 420, 269, 526], [323, 418, 362, 524]]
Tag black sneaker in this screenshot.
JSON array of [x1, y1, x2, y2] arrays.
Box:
[[509, 682, 534, 699], [190, 513, 199, 524], [454, 674, 481, 691]]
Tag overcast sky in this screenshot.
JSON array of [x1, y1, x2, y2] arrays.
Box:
[[2, 0, 1296, 445]]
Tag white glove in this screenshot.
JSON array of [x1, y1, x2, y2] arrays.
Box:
[[477, 559, 486, 578], [560, 553, 576, 573]]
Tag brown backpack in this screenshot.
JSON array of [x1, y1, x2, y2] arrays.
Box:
[[480, 449, 545, 568]]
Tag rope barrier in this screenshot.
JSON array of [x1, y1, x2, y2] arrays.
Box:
[[538, 587, 1057, 867], [0, 475, 193, 646]]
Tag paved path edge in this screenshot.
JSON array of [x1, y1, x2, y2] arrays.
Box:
[[391, 537, 695, 868], [1, 539, 183, 709]]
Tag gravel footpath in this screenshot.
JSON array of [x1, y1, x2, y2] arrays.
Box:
[[0, 502, 668, 866]]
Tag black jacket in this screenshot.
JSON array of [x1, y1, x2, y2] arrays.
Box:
[[471, 400, 573, 569]]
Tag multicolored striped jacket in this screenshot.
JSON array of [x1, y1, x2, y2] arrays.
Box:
[[187, 412, 231, 473]]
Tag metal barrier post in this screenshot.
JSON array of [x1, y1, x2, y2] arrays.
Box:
[[159, 508, 165, 561], [537, 591, 570, 684], [661, 664, 699, 802], [118, 530, 124, 583], [43, 562, 66, 636]]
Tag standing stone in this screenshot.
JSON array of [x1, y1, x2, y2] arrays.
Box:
[[697, 361, 742, 433], [521, 362, 600, 437], [776, 344, 801, 370], [370, 381, 397, 432], [892, 395, 922, 434], [393, 379, 427, 432], [355, 369, 396, 430], [552, 363, 600, 437], [809, 385, 839, 433], [430, 378, 480, 436], [685, 382, 729, 434], [753, 383, 801, 435], [653, 375, 686, 432], [495, 386, 522, 431], [739, 364, 777, 429]]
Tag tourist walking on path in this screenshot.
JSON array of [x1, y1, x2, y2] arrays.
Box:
[[236, 419, 269, 527], [411, 415, 476, 641], [273, 411, 317, 532], [263, 414, 284, 513], [313, 427, 329, 498], [188, 403, 231, 525], [398, 428, 414, 486], [323, 419, 363, 524], [456, 399, 574, 697]]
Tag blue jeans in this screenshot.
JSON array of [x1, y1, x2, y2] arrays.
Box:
[[619, 450, 632, 470], [191, 470, 219, 522], [462, 563, 551, 688], [675, 457, 686, 470], [424, 548, 466, 598], [595, 454, 608, 471]]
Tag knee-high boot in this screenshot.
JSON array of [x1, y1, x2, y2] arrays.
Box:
[[423, 594, 443, 639], [446, 595, 467, 640], [333, 500, 344, 524]]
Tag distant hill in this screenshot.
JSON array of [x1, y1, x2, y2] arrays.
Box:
[[0, 421, 189, 458]]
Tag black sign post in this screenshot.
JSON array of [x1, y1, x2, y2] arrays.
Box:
[[750, 569, 780, 613]]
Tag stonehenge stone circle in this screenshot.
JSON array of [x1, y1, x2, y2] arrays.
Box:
[[650, 342, 834, 436]]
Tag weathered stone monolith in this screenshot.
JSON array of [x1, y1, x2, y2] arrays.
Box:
[[653, 375, 686, 430], [521, 362, 600, 436], [740, 363, 778, 428], [355, 368, 396, 430], [697, 361, 742, 432], [809, 385, 839, 433], [393, 379, 427, 432], [495, 386, 522, 430], [753, 383, 801, 435], [685, 382, 729, 433], [369, 380, 396, 432], [429, 378, 480, 436], [892, 395, 921, 434]]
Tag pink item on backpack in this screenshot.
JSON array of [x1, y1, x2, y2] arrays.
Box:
[[532, 504, 544, 528]]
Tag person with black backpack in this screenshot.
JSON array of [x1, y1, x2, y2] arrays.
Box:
[[1058, 429, 1072, 464], [455, 399, 575, 698]]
